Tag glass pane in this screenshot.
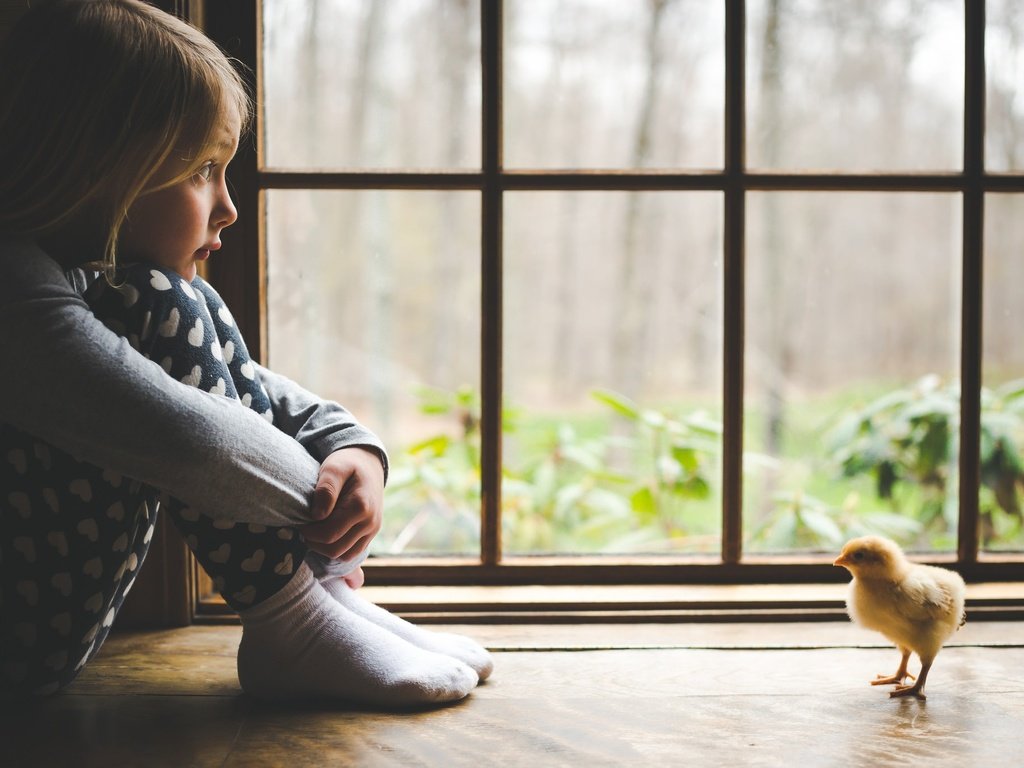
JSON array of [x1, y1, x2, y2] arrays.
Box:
[[982, 194, 1024, 552], [266, 191, 481, 555], [747, 0, 963, 171], [987, 0, 1024, 171], [745, 193, 961, 554], [262, 0, 481, 169], [504, 1, 724, 169], [504, 192, 723, 555]]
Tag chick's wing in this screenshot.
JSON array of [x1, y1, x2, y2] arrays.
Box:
[[896, 565, 963, 624]]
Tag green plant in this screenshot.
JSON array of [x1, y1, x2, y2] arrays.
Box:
[[376, 385, 483, 554], [380, 376, 1024, 556], [380, 386, 722, 554], [828, 374, 1024, 547]]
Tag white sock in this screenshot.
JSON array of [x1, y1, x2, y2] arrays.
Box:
[[236, 564, 478, 706], [321, 577, 494, 682]]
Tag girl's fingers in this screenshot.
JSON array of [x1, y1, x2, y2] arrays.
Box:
[[304, 523, 372, 560], [300, 509, 356, 544]]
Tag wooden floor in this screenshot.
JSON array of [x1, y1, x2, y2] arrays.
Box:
[[3, 621, 1023, 767]]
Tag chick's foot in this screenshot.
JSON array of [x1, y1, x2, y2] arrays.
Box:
[[871, 671, 916, 687], [890, 682, 926, 700]]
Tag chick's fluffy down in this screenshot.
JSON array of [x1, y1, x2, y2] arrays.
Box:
[[847, 561, 965, 659]]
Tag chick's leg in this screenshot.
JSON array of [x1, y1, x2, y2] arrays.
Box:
[[871, 646, 915, 686], [890, 658, 932, 700]]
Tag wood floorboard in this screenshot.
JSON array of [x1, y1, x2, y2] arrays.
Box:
[[3, 624, 1023, 767]]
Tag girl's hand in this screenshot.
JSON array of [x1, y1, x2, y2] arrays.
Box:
[[299, 447, 385, 560]]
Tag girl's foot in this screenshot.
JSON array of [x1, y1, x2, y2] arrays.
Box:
[[321, 577, 494, 682], [236, 565, 477, 705]]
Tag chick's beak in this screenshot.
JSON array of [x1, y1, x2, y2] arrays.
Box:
[[833, 554, 848, 567]]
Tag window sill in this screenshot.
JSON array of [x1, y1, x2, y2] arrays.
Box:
[[195, 581, 1024, 625]]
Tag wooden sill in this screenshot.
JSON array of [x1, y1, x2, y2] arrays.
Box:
[[195, 581, 1024, 624]]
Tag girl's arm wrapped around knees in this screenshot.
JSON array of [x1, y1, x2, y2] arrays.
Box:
[[0, 238, 323, 527], [255, 362, 388, 478], [255, 364, 388, 559]]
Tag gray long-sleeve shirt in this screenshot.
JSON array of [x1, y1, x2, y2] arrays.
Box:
[[0, 236, 386, 527]]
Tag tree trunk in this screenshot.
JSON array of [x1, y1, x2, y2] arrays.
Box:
[[611, 0, 674, 399], [431, 0, 473, 386], [758, 0, 786, 462]]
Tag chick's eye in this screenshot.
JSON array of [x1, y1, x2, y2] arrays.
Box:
[[852, 551, 864, 561]]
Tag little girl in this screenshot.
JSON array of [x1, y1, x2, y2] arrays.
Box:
[[0, 0, 491, 704]]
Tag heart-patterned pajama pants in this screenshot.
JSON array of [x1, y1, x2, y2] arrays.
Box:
[[1, 264, 313, 697]]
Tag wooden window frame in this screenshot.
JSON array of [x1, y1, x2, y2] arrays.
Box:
[[172, 0, 1024, 618]]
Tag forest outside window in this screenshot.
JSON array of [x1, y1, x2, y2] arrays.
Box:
[[201, 0, 1024, 591]]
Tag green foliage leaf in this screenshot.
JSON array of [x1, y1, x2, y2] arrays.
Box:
[[407, 434, 452, 456], [591, 388, 641, 420], [630, 486, 657, 520], [675, 476, 710, 500], [671, 446, 700, 473], [798, 508, 844, 545]]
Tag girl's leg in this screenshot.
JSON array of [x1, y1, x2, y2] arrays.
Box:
[[0, 424, 161, 697], [105, 267, 477, 704], [190, 274, 491, 681], [87, 265, 311, 610]]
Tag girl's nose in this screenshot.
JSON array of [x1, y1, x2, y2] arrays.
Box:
[[214, 185, 238, 229]]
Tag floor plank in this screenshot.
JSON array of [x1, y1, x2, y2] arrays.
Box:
[[3, 624, 1024, 767]]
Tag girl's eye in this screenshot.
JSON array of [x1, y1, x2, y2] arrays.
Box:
[[194, 163, 215, 182]]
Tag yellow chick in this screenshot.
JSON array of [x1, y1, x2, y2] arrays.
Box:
[[833, 535, 966, 699]]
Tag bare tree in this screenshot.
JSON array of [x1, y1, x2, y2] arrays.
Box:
[[430, 0, 474, 385], [611, 0, 676, 398], [756, 0, 789, 464]]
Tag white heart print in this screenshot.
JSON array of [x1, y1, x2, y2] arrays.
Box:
[[158, 307, 180, 338], [188, 317, 204, 346], [149, 270, 172, 291], [181, 365, 203, 387], [120, 282, 140, 308]]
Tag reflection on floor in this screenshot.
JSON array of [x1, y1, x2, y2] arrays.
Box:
[[3, 621, 1023, 767]]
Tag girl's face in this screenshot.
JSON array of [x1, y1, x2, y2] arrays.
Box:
[[119, 109, 240, 281]]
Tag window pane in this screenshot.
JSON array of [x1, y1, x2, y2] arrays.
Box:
[[987, 0, 1024, 172], [503, 192, 723, 555], [745, 193, 961, 554], [266, 190, 481, 555], [747, 0, 963, 171], [504, 0, 724, 169], [982, 194, 1024, 552], [262, 0, 481, 169]]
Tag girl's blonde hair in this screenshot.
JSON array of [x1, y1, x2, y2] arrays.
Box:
[[0, 0, 251, 269]]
